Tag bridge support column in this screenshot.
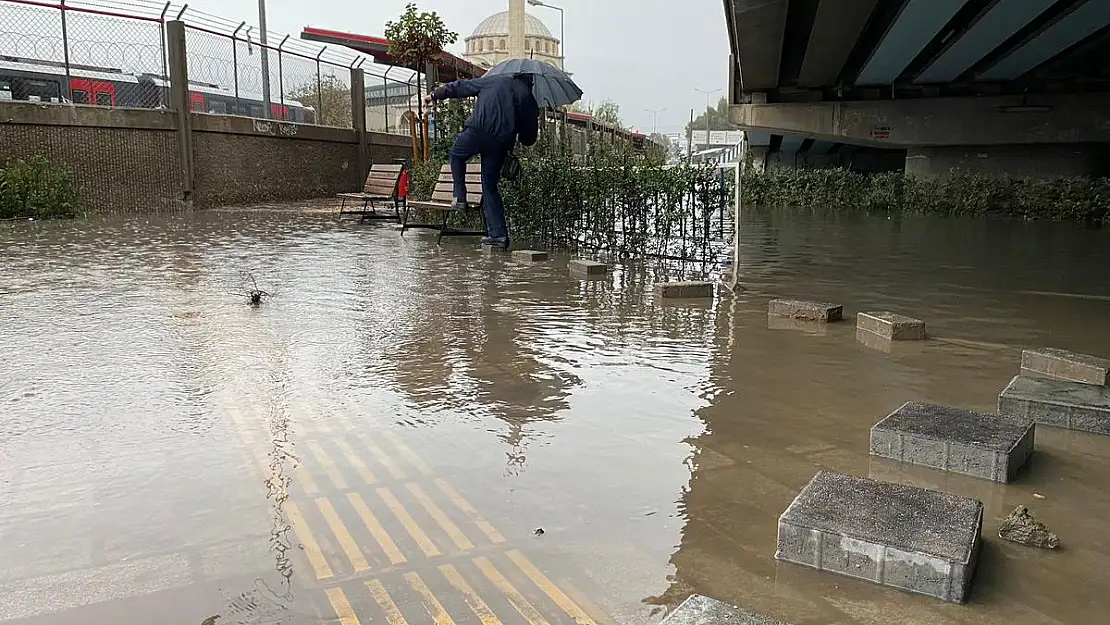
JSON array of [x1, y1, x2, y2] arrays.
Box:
[[905, 144, 1110, 180]]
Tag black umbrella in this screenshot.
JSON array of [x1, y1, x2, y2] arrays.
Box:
[[484, 58, 583, 109]]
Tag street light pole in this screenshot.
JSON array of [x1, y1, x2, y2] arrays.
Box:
[[527, 0, 565, 68], [258, 0, 271, 118], [645, 107, 665, 135], [694, 87, 722, 149]]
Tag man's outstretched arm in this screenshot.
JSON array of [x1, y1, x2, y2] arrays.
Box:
[[431, 75, 493, 101]]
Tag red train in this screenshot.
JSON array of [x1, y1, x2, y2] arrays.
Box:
[[0, 55, 315, 123]]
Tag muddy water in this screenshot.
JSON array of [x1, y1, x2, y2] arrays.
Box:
[[1, 207, 1109, 625]]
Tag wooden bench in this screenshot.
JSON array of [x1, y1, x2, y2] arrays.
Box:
[[337, 162, 405, 221], [401, 163, 486, 243]]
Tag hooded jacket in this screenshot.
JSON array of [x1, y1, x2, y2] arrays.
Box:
[[433, 74, 539, 147]]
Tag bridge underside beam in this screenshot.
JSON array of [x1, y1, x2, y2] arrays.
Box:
[[796, 0, 879, 88], [729, 93, 1110, 148], [726, 0, 789, 92]]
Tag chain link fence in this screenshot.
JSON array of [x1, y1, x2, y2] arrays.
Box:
[[0, 0, 421, 130]]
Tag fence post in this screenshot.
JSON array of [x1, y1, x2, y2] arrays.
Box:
[[350, 66, 368, 182], [167, 20, 195, 201], [315, 47, 325, 125], [60, 0, 72, 101]]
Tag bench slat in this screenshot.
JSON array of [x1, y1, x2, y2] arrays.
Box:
[[430, 191, 483, 204], [370, 164, 404, 173], [437, 173, 483, 184]]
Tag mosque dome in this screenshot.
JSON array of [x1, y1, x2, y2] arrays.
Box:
[[468, 11, 554, 39]]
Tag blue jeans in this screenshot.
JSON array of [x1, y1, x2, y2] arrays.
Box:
[[449, 128, 511, 240]]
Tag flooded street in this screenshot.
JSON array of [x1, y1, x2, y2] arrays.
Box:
[[2, 207, 1110, 625]]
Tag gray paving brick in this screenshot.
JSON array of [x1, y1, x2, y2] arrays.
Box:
[[857, 311, 926, 340], [767, 299, 843, 322], [511, 249, 548, 262], [999, 374, 1110, 436], [776, 471, 983, 603], [568, 259, 607, 277], [661, 595, 794, 625], [870, 402, 1034, 482], [1021, 348, 1110, 386]]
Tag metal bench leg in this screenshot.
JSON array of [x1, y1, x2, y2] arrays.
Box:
[[339, 197, 347, 215], [400, 202, 410, 236], [437, 210, 450, 245]]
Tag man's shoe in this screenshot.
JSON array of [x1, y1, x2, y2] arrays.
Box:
[[451, 199, 468, 212], [481, 236, 510, 250]]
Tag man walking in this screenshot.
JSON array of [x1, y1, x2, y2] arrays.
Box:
[[426, 73, 539, 249]]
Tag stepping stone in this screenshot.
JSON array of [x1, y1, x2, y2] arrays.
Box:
[[870, 402, 1034, 483], [661, 595, 794, 625], [999, 374, 1110, 436], [768, 299, 843, 322], [776, 470, 983, 603], [1021, 348, 1110, 386], [511, 249, 548, 263], [655, 281, 714, 299], [857, 311, 926, 340], [769, 316, 828, 335], [569, 259, 607, 277]]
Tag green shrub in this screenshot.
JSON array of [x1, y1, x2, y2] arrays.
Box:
[[0, 156, 79, 219], [740, 168, 1109, 225]]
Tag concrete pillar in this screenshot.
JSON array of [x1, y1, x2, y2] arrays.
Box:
[[166, 20, 194, 201], [905, 144, 1110, 180], [509, 0, 526, 59], [350, 67, 368, 178]]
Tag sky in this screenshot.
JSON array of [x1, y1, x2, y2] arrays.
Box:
[[181, 0, 731, 135]]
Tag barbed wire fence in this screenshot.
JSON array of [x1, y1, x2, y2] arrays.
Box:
[[0, 0, 421, 130]]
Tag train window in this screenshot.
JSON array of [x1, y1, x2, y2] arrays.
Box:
[[208, 101, 227, 114], [0, 85, 11, 101], [71, 90, 89, 104], [250, 105, 263, 118], [95, 92, 112, 106]]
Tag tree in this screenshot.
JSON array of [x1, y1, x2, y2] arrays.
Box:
[[649, 132, 679, 161], [566, 99, 625, 128], [384, 3, 457, 162], [685, 97, 734, 134], [287, 74, 351, 128]]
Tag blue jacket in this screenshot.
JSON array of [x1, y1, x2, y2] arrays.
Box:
[[433, 74, 539, 147]]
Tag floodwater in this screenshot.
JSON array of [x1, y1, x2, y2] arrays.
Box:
[[2, 205, 1109, 625]]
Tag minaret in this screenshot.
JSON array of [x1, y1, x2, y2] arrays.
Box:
[[508, 0, 526, 59]]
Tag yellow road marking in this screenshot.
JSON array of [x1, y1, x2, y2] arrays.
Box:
[[359, 433, 407, 480], [366, 579, 410, 625], [378, 487, 441, 557], [404, 571, 456, 625], [380, 430, 433, 475], [507, 550, 597, 625], [315, 419, 334, 434], [335, 438, 378, 484], [439, 564, 503, 625], [434, 479, 506, 544], [296, 462, 321, 495], [284, 500, 333, 580], [325, 587, 362, 625], [316, 497, 370, 573], [308, 441, 349, 490], [347, 492, 407, 566], [474, 556, 551, 625], [407, 483, 474, 551]]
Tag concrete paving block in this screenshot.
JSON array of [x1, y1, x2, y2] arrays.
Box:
[[776, 470, 982, 603], [568, 259, 607, 277], [511, 249, 548, 263], [480, 244, 509, 256], [655, 281, 715, 299], [999, 375, 1110, 436], [870, 402, 1034, 483], [1021, 348, 1110, 386], [661, 595, 794, 625], [857, 311, 926, 340], [768, 299, 843, 322], [769, 316, 828, 335]]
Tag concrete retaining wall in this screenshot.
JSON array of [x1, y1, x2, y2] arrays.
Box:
[[0, 101, 414, 215]]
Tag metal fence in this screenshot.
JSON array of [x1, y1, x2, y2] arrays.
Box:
[[0, 0, 421, 131]]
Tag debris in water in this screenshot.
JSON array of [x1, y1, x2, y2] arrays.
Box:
[[200, 616, 220, 625], [1033, 492, 1046, 500], [228, 272, 272, 307], [533, 527, 545, 536], [999, 505, 1059, 549]]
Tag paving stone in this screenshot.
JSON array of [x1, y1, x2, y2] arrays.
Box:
[[998, 374, 1110, 436], [655, 281, 715, 299], [857, 311, 926, 340], [661, 595, 794, 625], [1021, 348, 1110, 386], [768, 299, 843, 322], [511, 249, 548, 263], [769, 316, 828, 335], [776, 470, 983, 603], [568, 259, 607, 277], [870, 402, 1034, 483]]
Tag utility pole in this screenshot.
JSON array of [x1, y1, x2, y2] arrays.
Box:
[[258, 0, 271, 118], [645, 107, 665, 135], [686, 108, 693, 160], [694, 87, 722, 151]]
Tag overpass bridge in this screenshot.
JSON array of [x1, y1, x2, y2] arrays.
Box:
[[723, 0, 1110, 177]]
